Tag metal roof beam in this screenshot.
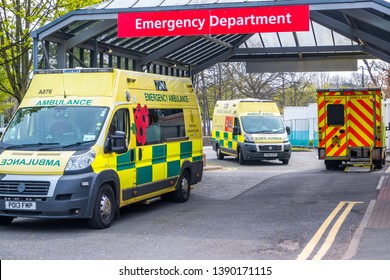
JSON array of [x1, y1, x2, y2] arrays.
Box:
[[235, 45, 363, 54], [310, 11, 390, 55], [33, 13, 117, 40], [340, 9, 390, 32], [361, 44, 390, 63], [191, 49, 236, 75], [201, 35, 234, 49], [66, 20, 117, 50], [190, 33, 254, 74], [139, 36, 199, 66], [228, 53, 371, 63]]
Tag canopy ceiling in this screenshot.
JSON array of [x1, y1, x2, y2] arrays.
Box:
[[32, 0, 390, 76]]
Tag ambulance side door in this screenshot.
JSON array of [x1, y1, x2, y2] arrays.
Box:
[[108, 107, 136, 203]]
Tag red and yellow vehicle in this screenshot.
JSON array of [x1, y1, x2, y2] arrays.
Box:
[[317, 87, 386, 170]]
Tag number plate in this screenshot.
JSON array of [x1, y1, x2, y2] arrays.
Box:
[[5, 201, 36, 210], [264, 153, 277, 157]]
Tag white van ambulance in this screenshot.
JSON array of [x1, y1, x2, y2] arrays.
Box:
[[0, 68, 203, 229], [211, 98, 291, 165]]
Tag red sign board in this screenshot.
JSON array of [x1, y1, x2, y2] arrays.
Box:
[[118, 5, 309, 37]]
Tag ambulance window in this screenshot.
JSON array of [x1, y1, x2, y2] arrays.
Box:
[[327, 104, 344, 126], [135, 108, 185, 146], [110, 109, 130, 141], [159, 109, 185, 141]]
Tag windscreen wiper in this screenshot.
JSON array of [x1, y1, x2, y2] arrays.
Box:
[[252, 130, 272, 134], [2, 143, 60, 151], [62, 140, 96, 149]]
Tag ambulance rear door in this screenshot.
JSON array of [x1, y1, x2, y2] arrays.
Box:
[[324, 92, 347, 158]]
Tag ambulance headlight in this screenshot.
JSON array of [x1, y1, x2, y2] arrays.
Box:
[[244, 133, 254, 143], [65, 149, 96, 171]]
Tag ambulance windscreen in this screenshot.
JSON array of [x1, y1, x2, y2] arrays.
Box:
[[1, 106, 109, 149], [241, 115, 285, 134]]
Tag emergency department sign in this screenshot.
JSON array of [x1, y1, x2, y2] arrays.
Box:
[[117, 5, 309, 37]]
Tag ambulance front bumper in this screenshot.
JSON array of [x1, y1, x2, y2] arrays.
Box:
[[0, 173, 98, 219], [241, 142, 291, 160]]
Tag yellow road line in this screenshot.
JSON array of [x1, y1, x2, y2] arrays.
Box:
[[297, 201, 363, 260], [313, 201, 362, 260], [297, 201, 345, 260]]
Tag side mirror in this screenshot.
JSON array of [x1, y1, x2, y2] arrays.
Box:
[[233, 126, 241, 135], [105, 131, 127, 154], [286, 126, 291, 135]]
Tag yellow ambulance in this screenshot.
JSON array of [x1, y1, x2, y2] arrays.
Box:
[[211, 98, 291, 165], [0, 68, 203, 229], [317, 87, 386, 171]]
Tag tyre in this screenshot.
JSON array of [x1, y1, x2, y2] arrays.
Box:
[[0, 216, 14, 225], [333, 161, 341, 170], [281, 159, 289, 165], [171, 170, 191, 203], [238, 148, 246, 165], [88, 184, 116, 229], [374, 160, 383, 170], [325, 160, 340, 170], [216, 145, 224, 160]]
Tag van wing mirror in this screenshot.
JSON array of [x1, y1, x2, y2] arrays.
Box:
[[233, 126, 241, 135], [105, 131, 127, 154], [286, 126, 291, 135]]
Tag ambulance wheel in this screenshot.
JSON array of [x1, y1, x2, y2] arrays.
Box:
[[88, 184, 115, 229], [238, 148, 246, 165], [216, 145, 224, 160], [0, 216, 14, 225], [325, 160, 332, 170], [171, 170, 191, 203], [281, 159, 289, 165], [374, 160, 383, 170]]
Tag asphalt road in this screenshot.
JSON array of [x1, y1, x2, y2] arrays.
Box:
[[0, 147, 383, 260]]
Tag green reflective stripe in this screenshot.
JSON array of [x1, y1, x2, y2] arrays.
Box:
[[117, 150, 135, 171], [180, 141, 192, 159], [152, 144, 166, 164], [216, 131, 220, 138], [224, 132, 229, 140], [193, 156, 202, 162], [116, 141, 198, 183], [168, 160, 180, 177], [137, 165, 153, 185]]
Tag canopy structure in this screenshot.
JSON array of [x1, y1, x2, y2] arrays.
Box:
[[32, 0, 390, 77]]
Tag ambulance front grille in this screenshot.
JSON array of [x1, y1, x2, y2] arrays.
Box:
[[259, 145, 282, 151], [0, 181, 50, 196]]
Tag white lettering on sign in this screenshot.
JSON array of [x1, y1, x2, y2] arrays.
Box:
[[135, 18, 206, 32], [118, 6, 309, 37], [209, 14, 292, 29]]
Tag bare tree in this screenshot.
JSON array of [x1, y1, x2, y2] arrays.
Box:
[[0, 0, 101, 109]]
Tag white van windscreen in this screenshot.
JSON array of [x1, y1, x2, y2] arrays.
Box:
[[241, 115, 285, 134]]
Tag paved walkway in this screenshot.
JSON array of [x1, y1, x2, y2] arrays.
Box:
[[344, 173, 390, 259]]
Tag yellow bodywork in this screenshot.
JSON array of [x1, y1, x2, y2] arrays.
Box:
[[212, 99, 288, 156], [0, 68, 203, 208]]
